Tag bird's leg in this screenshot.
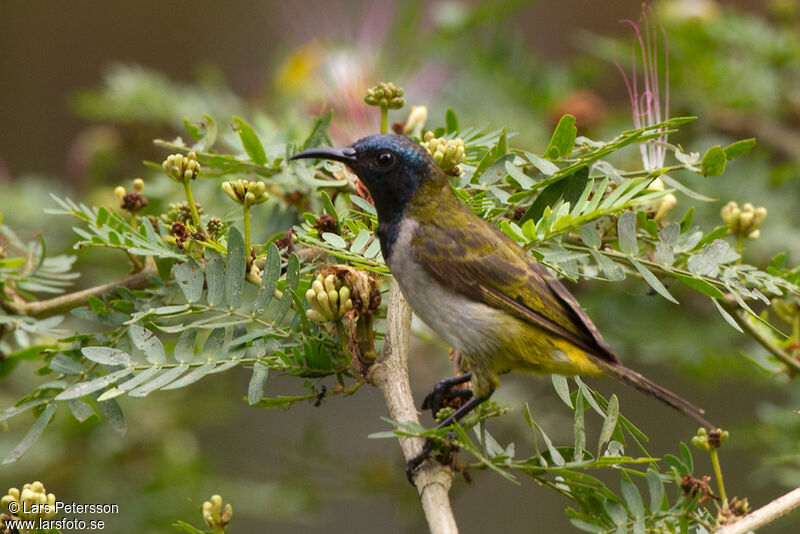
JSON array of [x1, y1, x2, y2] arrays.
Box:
[[421, 372, 473, 418], [406, 392, 490, 482]]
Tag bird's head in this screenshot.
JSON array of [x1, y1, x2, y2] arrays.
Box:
[[290, 134, 442, 223]]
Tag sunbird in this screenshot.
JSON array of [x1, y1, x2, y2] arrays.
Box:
[[291, 134, 712, 474]]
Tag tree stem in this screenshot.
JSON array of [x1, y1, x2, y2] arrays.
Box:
[[243, 202, 252, 267], [710, 448, 728, 507], [381, 107, 389, 134], [367, 279, 459, 534], [183, 180, 203, 231]]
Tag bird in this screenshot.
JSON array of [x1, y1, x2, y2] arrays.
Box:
[[291, 134, 712, 475]]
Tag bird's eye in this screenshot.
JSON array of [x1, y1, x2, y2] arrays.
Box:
[[376, 151, 395, 168]]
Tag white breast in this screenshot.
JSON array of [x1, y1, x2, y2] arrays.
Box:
[[386, 219, 505, 357]]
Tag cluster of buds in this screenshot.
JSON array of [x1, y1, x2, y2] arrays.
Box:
[[221, 179, 269, 207], [680, 475, 714, 503], [364, 82, 405, 109], [163, 201, 204, 225], [2, 481, 57, 521], [422, 132, 465, 175], [162, 152, 201, 183], [202, 494, 232, 533], [206, 217, 225, 239], [114, 178, 148, 214], [717, 496, 751, 525], [305, 265, 381, 323], [691, 427, 730, 451], [306, 274, 353, 322], [721, 201, 767, 240]]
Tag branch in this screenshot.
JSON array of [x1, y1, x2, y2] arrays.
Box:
[[717, 487, 800, 534], [2, 266, 158, 318], [721, 296, 800, 377], [367, 279, 459, 534]]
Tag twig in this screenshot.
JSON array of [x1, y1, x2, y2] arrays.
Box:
[[721, 297, 800, 377], [2, 266, 158, 318], [366, 279, 459, 534], [717, 487, 800, 534]]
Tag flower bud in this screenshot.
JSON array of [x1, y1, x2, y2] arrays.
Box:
[[221, 179, 269, 205], [162, 151, 201, 183], [114, 186, 126, 200], [421, 132, 466, 175], [364, 82, 405, 109], [132, 178, 145, 192]]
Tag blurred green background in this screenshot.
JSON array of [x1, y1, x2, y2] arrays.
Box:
[[2, 0, 800, 532]]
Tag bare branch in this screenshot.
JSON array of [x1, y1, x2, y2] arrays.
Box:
[[367, 279, 459, 534], [2, 266, 158, 318], [717, 487, 800, 534]]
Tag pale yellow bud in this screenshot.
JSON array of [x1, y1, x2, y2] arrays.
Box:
[[403, 105, 428, 137], [132, 178, 145, 192]]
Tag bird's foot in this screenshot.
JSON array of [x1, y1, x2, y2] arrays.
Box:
[[421, 373, 474, 418], [406, 438, 434, 484]]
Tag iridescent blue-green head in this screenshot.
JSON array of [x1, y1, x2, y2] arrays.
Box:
[[290, 134, 441, 225]]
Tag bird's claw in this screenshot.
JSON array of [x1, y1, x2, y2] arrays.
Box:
[[406, 438, 434, 485], [421, 374, 474, 418]]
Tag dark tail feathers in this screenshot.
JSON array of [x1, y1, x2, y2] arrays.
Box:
[[593, 359, 713, 429]]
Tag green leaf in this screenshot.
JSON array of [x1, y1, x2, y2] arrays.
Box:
[[252, 243, 281, 314], [551, 374, 573, 408], [712, 298, 743, 333], [160, 362, 216, 390], [700, 145, 726, 177], [597, 394, 619, 453], [130, 324, 166, 364], [688, 239, 729, 276], [225, 226, 246, 309], [723, 138, 756, 159], [350, 194, 377, 215], [646, 468, 665, 512], [673, 273, 724, 298], [545, 114, 577, 159], [175, 328, 197, 363], [96, 397, 126, 435], [445, 108, 459, 134], [56, 368, 134, 400], [521, 166, 588, 224], [617, 211, 638, 255], [66, 399, 98, 423], [621, 474, 645, 518], [275, 254, 300, 323], [128, 364, 189, 397], [232, 115, 267, 165], [679, 207, 694, 233], [81, 347, 132, 367], [173, 258, 204, 302], [570, 519, 604, 533], [573, 389, 585, 462], [321, 191, 338, 220], [321, 232, 347, 249], [205, 250, 224, 307], [3, 403, 57, 464], [247, 363, 269, 406], [301, 110, 333, 150], [630, 258, 678, 304], [525, 152, 559, 175], [679, 441, 694, 474]]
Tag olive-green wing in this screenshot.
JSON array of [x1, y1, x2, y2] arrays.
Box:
[[411, 213, 619, 363]]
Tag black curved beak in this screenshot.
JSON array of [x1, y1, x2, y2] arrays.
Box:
[[290, 146, 357, 163]]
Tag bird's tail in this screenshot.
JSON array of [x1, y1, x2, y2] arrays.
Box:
[[592, 358, 713, 429]]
